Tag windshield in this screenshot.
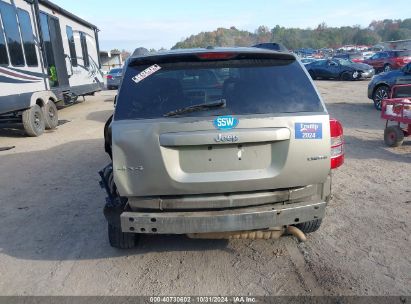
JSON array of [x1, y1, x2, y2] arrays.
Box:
[[115, 59, 324, 120], [333, 58, 353, 66]]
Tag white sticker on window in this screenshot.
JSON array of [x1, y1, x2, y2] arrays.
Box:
[[132, 64, 161, 83]]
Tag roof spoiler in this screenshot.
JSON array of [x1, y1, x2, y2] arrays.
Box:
[[128, 50, 296, 67]]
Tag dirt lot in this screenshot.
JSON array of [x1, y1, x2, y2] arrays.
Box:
[[0, 81, 410, 296]]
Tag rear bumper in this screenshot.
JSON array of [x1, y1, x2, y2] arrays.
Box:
[[107, 80, 121, 87], [120, 201, 327, 234]]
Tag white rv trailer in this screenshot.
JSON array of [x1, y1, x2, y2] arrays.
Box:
[[0, 0, 103, 136]]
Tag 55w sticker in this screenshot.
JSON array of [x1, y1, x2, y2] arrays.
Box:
[[295, 123, 322, 139]]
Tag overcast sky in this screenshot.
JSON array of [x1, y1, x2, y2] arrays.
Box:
[[52, 0, 411, 51]]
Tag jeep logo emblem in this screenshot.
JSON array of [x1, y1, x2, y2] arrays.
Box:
[[213, 116, 239, 130], [214, 134, 239, 143]]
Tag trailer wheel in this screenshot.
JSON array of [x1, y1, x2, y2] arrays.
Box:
[[295, 219, 322, 234], [108, 223, 138, 249], [44, 100, 59, 130], [384, 126, 404, 147], [22, 104, 45, 137]]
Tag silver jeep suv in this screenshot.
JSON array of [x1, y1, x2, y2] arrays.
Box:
[[100, 48, 344, 249]]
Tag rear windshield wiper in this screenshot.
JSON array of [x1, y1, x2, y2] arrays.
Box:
[[163, 99, 226, 117]]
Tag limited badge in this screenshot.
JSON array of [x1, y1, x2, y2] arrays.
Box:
[[295, 123, 322, 139]]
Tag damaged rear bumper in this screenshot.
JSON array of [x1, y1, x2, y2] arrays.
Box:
[[120, 201, 326, 234]]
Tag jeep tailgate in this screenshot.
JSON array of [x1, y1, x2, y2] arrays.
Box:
[[112, 114, 330, 196]]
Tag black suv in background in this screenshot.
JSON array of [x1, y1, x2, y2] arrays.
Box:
[[368, 62, 411, 110]]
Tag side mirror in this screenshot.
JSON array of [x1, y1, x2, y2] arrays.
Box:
[[403, 65, 411, 74]]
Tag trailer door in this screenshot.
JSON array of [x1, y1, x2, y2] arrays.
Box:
[[39, 12, 69, 88]]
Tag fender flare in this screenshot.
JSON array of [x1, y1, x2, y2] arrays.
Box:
[[29, 91, 59, 108]]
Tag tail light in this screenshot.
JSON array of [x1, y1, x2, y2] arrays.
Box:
[[402, 57, 411, 64], [330, 118, 344, 169], [106, 75, 113, 79], [394, 57, 410, 66]]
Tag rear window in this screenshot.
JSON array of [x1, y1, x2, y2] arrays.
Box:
[[115, 59, 324, 120], [396, 50, 411, 57], [109, 68, 122, 74]]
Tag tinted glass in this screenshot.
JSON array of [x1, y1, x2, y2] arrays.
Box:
[[397, 50, 411, 57], [334, 59, 352, 66], [115, 59, 323, 120], [39, 12, 55, 68], [80, 32, 89, 67], [66, 26, 77, 66], [0, 22, 8, 65], [17, 9, 37, 66], [0, 1, 24, 66]]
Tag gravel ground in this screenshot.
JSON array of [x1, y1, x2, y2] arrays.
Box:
[[0, 81, 409, 296]]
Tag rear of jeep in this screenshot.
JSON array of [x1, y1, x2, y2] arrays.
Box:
[[100, 48, 344, 249]]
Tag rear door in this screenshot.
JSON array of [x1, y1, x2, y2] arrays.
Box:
[[377, 52, 388, 69], [365, 53, 380, 68], [324, 60, 341, 78], [395, 63, 411, 97], [39, 12, 69, 88], [310, 60, 327, 78], [112, 53, 331, 197]]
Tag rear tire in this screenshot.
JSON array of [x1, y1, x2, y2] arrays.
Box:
[[108, 223, 138, 249], [373, 85, 389, 110], [44, 100, 59, 130], [295, 219, 322, 234], [22, 104, 45, 137], [384, 126, 404, 147]]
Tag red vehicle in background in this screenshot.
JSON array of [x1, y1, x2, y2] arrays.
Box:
[[364, 50, 411, 73]]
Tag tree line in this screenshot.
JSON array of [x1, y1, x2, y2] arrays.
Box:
[[171, 19, 411, 50]]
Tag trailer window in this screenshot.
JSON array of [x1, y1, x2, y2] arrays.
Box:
[[17, 9, 38, 66], [80, 32, 89, 67], [0, 21, 8, 65], [66, 26, 77, 67], [0, 1, 24, 66], [39, 13, 54, 68]]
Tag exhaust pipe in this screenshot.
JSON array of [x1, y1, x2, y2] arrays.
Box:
[[187, 226, 306, 242], [286, 225, 307, 242]]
